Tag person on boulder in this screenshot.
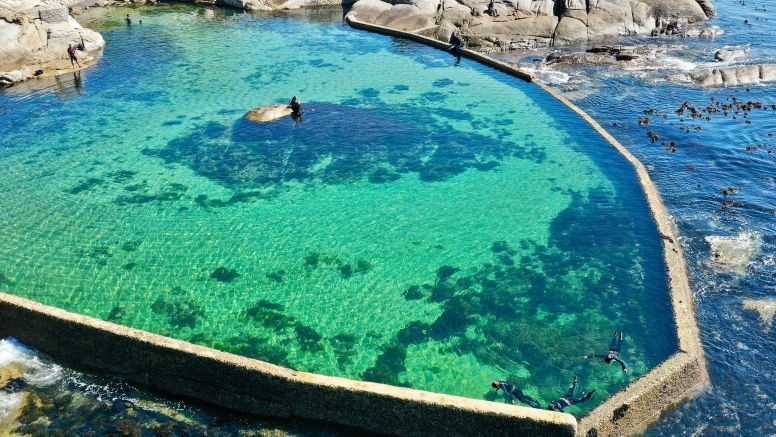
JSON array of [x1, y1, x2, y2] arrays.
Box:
[[583, 331, 628, 373], [491, 380, 541, 408], [547, 377, 595, 412], [288, 96, 302, 114], [67, 44, 80, 68], [486, 0, 498, 16]]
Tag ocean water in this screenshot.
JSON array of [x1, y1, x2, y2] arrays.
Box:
[[494, 0, 776, 434], [0, 2, 675, 423]]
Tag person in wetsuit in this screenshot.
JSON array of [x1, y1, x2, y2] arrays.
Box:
[[547, 377, 595, 412], [67, 44, 80, 68], [584, 330, 628, 373], [125, 14, 132, 25], [491, 380, 541, 408], [288, 96, 302, 114]]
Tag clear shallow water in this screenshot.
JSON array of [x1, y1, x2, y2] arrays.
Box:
[[495, 0, 776, 434], [0, 4, 674, 414]]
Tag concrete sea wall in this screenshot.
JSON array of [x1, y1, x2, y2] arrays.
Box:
[[0, 14, 706, 437], [0, 292, 577, 437]]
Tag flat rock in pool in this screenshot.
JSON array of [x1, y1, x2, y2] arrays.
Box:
[[246, 104, 293, 122]]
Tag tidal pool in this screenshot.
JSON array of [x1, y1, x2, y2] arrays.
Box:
[[0, 4, 676, 412]]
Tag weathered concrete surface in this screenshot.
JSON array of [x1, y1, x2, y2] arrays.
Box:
[[246, 104, 294, 122], [576, 354, 704, 436], [346, 0, 715, 49], [0, 292, 578, 437], [0, 0, 105, 88]]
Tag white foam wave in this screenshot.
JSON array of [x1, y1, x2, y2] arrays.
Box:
[[0, 337, 62, 386], [705, 232, 761, 275], [0, 391, 24, 423], [530, 67, 570, 84]]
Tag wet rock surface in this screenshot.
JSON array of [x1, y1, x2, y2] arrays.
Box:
[[246, 104, 295, 122], [664, 63, 776, 87]]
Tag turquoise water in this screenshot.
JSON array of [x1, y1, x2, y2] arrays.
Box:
[[0, 5, 675, 411]]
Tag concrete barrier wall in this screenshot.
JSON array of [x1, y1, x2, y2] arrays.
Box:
[[343, 16, 708, 437], [0, 292, 577, 437]]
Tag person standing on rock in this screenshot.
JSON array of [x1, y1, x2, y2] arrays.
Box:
[[67, 44, 80, 68], [583, 331, 628, 373], [125, 14, 132, 25], [547, 377, 595, 412], [491, 380, 541, 408]]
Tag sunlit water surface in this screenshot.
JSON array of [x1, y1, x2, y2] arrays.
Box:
[[0, 3, 675, 427], [494, 0, 776, 434]]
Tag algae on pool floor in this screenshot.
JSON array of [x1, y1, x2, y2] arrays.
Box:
[[0, 4, 676, 412]]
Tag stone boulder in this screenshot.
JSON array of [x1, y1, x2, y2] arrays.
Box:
[[0, 0, 105, 88], [346, 0, 716, 49], [678, 64, 776, 87], [714, 47, 746, 62], [246, 104, 294, 122]]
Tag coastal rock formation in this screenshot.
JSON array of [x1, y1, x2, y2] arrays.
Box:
[[347, 0, 716, 49], [0, 0, 105, 88], [666, 64, 776, 87], [743, 299, 776, 327], [246, 104, 293, 122], [714, 46, 747, 62]]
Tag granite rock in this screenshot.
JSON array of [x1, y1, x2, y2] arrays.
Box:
[[0, 0, 105, 88], [346, 0, 715, 48]]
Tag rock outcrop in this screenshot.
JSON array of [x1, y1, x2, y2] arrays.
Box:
[[346, 0, 716, 50], [0, 0, 105, 88], [246, 104, 294, 122], [666, 64, 776, 87], [714, 46, 747, 62]]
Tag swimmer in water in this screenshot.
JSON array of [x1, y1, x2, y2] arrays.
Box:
[[583, 331, 628, 373]]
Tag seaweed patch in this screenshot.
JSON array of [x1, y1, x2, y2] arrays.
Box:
[[143, 103, 539, 191]]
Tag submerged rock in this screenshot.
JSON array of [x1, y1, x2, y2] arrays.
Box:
[[246, 104, 294, 123], [742, 299, 776, 327], [706, 233, 760, 275]]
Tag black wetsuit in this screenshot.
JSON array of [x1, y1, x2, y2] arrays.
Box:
[[585, 331, 628, 372], [548, 378, 592, 412], [125, 17, 132, 25], [494, 381, 541, 408]]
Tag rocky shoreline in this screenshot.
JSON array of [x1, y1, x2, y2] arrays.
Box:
[[0, 0, 105, 88], [346, 0, 717, 52]]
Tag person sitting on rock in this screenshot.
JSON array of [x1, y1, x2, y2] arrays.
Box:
[[125, 14, 132, 25], [583, 331, 628, 373], [288, 96, 302, 114], [547, 377, 595, 412], [486, 0, 498, 16], [491, 380, 541, 408], [449, 30, 464, 52], [67, 44, 80, 68]]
